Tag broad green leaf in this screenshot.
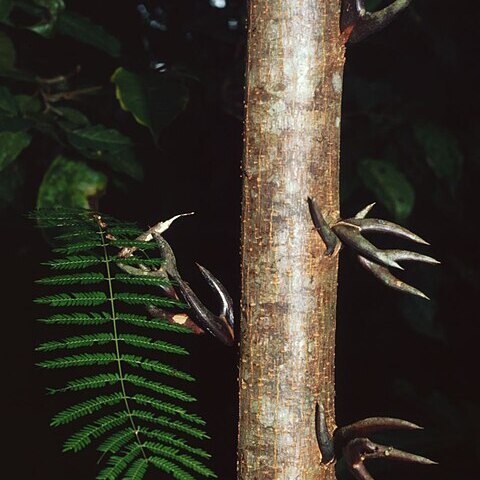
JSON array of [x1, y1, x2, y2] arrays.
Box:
[[0, 0, 12, 22], [37, 155, 107, 210], [112, 67, 189, 140], [0, 131, 31, 171], [358, 159, 415, 221], [65, 124, 143, 180], [0, 115, 31, 131], [414, 122, 463, 192], [53, 107, 90, 127], [57, 11, 121, 57], [12, 0, 64, 37], [0, 85, 18, 115], [0, 31, 15, 70], [16, 94, 42, 114], [0, 161, 24, 209]]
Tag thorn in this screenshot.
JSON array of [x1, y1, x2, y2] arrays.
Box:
[[343, 218, 430, 245], [332, 223, 404, 270], [308, 197, 340, 256], [335, 417, 423, 444], [343, 438, 437, 480], [315, 402, 335, 464], [153, 233, 235, 346], [357, 256, 430, 300], [354, 203, 376, 219], [342, 0, 413, 44]]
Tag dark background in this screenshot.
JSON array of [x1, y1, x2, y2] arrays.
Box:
[[1, 1, 478, 479]]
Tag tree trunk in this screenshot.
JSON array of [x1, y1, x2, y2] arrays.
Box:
[[239, 1, 345, 479]]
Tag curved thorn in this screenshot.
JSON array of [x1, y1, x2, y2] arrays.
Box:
[[347, 0, 413, 43], [354, 203, 376, 220], [343, 218, 429, 245], [152, 232, 235, 345], [357, 256, 430, 300], [343, 437, 436, 480], [387, 250, 440, 265], [332, 223, 403, 270], [308, 197, 340, 256], [335, 417, 423, 445], [176, 279, 235, 346], [196, 263, 234, 329], [315, 402, 335, 464]]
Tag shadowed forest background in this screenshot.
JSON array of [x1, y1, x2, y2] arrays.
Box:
[[0, 0, 478, 478]]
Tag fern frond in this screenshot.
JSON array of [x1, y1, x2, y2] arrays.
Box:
[[39, 312, 111, 325], [117, 313, 191, 334], [121, 354, 194, 381], [64, 412, 129, 452], [141, 428, 210, 459], [35, 291, 107, 307], [43, 255, 103, 270], [109, 240, 157, 250], [49, 373, 120, 394], [97, 443, 143, 480], [97, 427, 137, 454], [35, 209, 213, 480], [144, 441, 216, 478], [124, 374, 195, 402], [131, 394, 205, 425], [51, 393, 125, 426], [37, 334, 114, 352], [36, 272, 105, 285], [53, 240, 104, 254], [115, 273, 172, 288], [119, 334, 189, 355], [115, 292, 185, 308], [149, 455, 195, 480], [113, 257, 165, 267], [107, 225, 144, 237], [132, 410, 208, 440], [38, 352, 117, 368], [66, 414, 131, 454], [124, 457, 149, 480]]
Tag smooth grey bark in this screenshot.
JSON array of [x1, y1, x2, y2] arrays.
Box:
[[239, 1, 346, 478]]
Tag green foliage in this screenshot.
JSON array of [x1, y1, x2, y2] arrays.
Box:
[[0, 2, 191, 211], [413, 122, 464, 193], [35, 209, 215, 480], [357, 159, 415, 221], [112, 67, 189, 141], [36, 156, 107, 210], [0, 130, 31, 170]]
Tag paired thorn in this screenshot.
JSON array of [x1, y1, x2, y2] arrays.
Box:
[[315, 402, 437, 480], [153, 233, 235, 346], [341, 0, 412, 43], [175, 265, 235, 347], [308, 198, 439, 299]]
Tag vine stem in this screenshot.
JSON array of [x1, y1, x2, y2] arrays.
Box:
[[97, 218, 149, 463]]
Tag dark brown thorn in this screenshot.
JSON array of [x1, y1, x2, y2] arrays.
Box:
[[354, 202, 376, 220], [342, 218, 429, 245], [196, 263, 234, 329], [176, 277, 235, 346], [357, 256, 430, 300], [153, 232, 235, 346], [307, 197, 340, 256], [332, 223, 404, 270], [343, 437, 436, 480], [335, 417, 422, 445], [315, 402, 335, 464], [343, 0, 413, 44]]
